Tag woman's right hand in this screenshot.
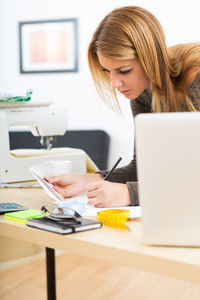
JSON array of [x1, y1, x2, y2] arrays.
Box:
[[44, 173, 103, 198]]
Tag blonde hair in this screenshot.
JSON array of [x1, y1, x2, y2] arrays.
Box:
[[88, 6, 200, 112]]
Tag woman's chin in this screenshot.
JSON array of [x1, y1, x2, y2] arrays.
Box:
[[123, 94, 133, 100]]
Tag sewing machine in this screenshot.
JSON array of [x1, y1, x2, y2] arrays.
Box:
[[0, 102, 86, 183]]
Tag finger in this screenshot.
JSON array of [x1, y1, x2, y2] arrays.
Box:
[[94, 202, 105, 208], [56, 183, 84, 198], [87, 190, 99, 199], [87, 197, 101, 206], [63, 186, 81, 197], [44, 175, 64, 184], [86, 181, 102, 192]]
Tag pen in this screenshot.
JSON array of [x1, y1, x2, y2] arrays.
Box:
[[104, 157, 122, 180]]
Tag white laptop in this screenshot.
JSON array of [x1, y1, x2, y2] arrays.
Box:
[[135, 112, 200, 246]]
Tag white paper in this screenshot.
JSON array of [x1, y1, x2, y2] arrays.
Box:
[[83, 205, 141, 218]]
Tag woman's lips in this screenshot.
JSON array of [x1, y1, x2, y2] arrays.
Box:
[[119, 89, 131, 95]]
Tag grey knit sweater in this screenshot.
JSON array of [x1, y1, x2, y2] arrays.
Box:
[[98, 72, 200, 206]]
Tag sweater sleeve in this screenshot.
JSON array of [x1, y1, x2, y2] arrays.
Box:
[[97, 89, 152, 206]]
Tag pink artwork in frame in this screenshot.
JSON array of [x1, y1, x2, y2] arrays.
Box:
[[19, 19, 78, 73]]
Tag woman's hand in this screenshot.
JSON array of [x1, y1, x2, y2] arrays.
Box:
[[45, 173, 103, 198], [86, 181, 131, 207]]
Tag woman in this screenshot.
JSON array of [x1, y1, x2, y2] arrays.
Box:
[[46, 6, 200, 207]]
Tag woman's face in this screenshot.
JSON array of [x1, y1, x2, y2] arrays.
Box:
[[97, 52, 149, 99]]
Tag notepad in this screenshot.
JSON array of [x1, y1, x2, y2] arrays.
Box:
[[27, 216, 102, 234], [4, 209, 45, 223]]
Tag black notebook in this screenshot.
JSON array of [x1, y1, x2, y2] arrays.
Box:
[[26, 216, 102, 234]]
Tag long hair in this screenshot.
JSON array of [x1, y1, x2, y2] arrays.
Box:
[[88, 6, 200, 112]]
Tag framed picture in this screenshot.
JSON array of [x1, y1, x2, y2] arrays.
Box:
[[19, 18, 78, 73]]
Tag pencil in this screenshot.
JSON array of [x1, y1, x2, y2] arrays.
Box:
[[104, 157, 122, 180]]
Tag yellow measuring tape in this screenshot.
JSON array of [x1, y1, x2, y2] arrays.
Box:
[[97, 209, 130, 230]]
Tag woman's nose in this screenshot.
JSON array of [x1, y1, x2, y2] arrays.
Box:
[[110, 74, 123, 89]]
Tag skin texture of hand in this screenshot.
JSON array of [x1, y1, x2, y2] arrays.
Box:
[[45, 173, 103, 198], [86, 181, 131, 207]]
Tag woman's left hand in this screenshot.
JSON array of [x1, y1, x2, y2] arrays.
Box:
[[86, 181, 131, 207]]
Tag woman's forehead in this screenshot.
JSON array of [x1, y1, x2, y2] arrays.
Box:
[[97, 52, 137, 69]]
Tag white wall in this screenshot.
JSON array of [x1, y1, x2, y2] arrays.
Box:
[[0, 0, 200, 169]]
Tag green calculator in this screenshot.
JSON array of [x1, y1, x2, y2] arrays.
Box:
[[0, 202, 28, 215]]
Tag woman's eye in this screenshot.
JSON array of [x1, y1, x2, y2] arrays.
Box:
[[119, 70, 131, 74]]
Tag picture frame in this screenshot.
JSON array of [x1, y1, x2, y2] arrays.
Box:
[[19, 18, 78, 73]]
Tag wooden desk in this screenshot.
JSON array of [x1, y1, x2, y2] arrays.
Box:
[[1, 187, 200, 299]]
